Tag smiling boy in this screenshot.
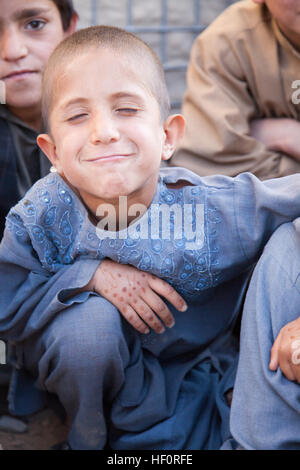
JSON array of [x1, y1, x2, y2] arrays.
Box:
[[0, 0, 77, 239], [38, 44, 179, 220]]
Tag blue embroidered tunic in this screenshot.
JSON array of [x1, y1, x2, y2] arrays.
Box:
[[1, 167, 300, 449]]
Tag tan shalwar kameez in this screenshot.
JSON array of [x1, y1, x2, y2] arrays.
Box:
[[171, 0, 300, 180]]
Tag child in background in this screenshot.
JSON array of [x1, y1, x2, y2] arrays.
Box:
[[172, 0, 300, 180], [0, 0, 77, 239], [2, 26, 300, 450], [0, 0, 78, 428]]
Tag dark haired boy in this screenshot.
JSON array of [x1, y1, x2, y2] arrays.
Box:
[[0, 0, 77, 239]]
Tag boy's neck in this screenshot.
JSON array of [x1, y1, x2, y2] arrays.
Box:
[[95, 192, 154, 231], [80, 183, 158, 232], [7, 104, 43, 133], [88, 203, 148, 232]]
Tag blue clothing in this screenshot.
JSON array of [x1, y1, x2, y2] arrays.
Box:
[[228, 219, 300, 450], [1, 166, 300, 449]]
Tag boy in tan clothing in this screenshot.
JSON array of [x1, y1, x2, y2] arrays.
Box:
[[172, 0, 300, 180]]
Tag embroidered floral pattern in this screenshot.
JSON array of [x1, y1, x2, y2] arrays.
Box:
[[8, 172, 222, 300]]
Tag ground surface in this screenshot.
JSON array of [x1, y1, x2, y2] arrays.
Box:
[[0, 382, 68, 451], [0, 408, 67, 450], [0, 407, 68, 451]]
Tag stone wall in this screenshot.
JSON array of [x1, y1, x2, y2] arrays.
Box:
[[72, 0, 239, 111]]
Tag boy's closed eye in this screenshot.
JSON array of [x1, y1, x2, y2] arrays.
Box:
[[64, 107, 139, 123], [116, 107, 139, 115], [67, 113, 89, 123]]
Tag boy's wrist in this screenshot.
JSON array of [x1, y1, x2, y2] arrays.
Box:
[[76, 264, 103, 294], [84, 277, 96, 292], [86, 261, 108, 294]]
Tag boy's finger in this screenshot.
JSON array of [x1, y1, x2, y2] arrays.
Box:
[[141, 289, 175, 328], [148, 277, 187, 312], [291, 365, 300, 384], [269, 336, 281, 370], [119, 304, 150, 334], [130, 298, 165, 334], [280, 361, 296, 382]]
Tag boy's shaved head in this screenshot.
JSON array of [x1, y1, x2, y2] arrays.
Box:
[[42, 25, 170, 130]]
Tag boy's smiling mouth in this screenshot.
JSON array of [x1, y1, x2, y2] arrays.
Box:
[[85, 154, 134, 163]]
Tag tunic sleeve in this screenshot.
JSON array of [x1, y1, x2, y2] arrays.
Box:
[[0, 212, 101, 343], [198, 172, 300, 284], [233, 172, 300, 263]]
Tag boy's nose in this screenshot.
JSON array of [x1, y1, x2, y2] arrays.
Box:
[[0, 27, 28, 62], [90, 114, 120, 144]]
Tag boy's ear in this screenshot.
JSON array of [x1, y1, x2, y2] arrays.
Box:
[[252, 0, 265, 4], [64, 12, 78, 37], [37, 134, 61, 172], [162, 114, 185, 161]]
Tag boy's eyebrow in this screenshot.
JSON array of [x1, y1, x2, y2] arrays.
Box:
[[59, 92, 146, 111], [0, 7, 52, 25], [58, 97, 89, 112], [16, 7, 52, 20], [110, 92, 146, 102]]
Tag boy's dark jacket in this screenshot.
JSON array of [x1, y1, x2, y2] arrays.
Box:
[[0, 118, 19, 239], [0, 117, 50, 240]]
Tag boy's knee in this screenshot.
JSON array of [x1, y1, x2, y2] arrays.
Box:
[[49, 295, 129, 371]]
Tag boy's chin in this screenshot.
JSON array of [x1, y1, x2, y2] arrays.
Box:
[[5, 91, 41, 113]]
